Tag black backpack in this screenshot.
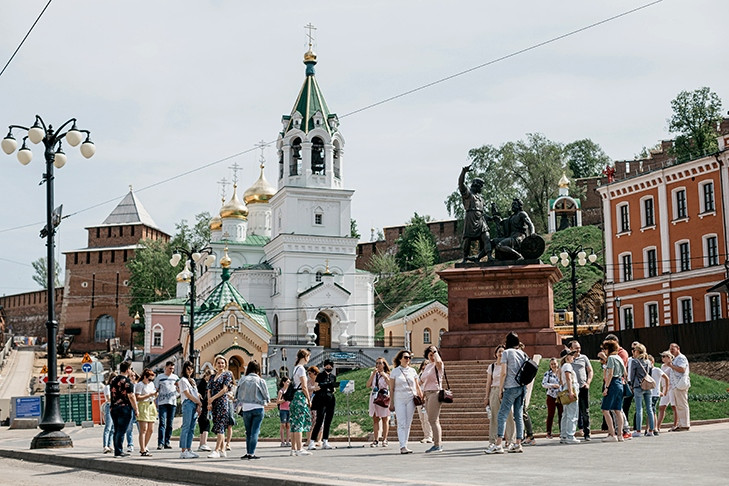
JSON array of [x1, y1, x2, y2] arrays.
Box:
[[516, 353, 538, 386]]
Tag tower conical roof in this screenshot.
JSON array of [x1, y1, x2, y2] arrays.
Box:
[[282, 49, 338, 135], [97, 187, 161, 230]]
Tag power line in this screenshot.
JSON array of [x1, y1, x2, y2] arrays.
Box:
[[0, 1, 664, 236], [0, 0, 53, 79]]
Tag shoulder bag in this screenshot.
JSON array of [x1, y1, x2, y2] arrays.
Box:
[[372, 373, 390, 408], [639, 360, 656, 391], [435, 365, 453, 403]]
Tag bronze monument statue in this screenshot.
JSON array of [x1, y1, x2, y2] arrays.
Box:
[[490, 198, 540, 260], [459, 165, 491, 263]]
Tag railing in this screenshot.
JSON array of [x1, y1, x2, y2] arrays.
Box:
[[274, 334, 406, 348], [309, 349, 377, 369]]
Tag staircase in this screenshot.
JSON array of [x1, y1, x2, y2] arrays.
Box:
[[387, 360, 493, 442]]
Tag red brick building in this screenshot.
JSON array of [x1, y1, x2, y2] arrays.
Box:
[[60, 189, 169, 351], [356, 219, 461, 270], [597, 145, 729, 331], [0, 287, 63, 339]]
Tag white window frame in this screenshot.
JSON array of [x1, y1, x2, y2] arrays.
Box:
[[675, 239, 691, 272], [678, 297, 693, 324], [152, 323, 164, 348], [640, 196, 655, 229], [619, 252, 633, 282], [644, 302, 659, 327], [672, 187, 688, 221], [705, 293, 723, 321], [423, 327, 431, 344], [313, 206, 324, 226], [617, 202, 631, 234], [643, 247, 658, 278], [699, 180, 715, 214], [703, 234, 719, 267]]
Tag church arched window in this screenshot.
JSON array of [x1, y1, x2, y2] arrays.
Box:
[[94, 314, 116, 342], [290, 137, 302, 176], [311, 137, 325, 174], [333, 140, 341, 179]]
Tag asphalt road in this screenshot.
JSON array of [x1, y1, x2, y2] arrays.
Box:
[[0, 348, 34, 400]]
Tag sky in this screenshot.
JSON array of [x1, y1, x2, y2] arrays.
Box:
[[1, 0, 727, 294]]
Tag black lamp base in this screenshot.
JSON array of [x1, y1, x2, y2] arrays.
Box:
[[30, 430, 73, 449]]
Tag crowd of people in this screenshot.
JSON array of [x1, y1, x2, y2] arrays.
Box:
[[102, 334, 692, 459]]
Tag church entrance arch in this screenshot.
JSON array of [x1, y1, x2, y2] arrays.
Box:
[[314, 312, 332, 348], [94, 314, 116, 342], [229, 356, 244, 381]]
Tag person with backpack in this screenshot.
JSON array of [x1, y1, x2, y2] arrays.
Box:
[[484, 331, 532, 455]]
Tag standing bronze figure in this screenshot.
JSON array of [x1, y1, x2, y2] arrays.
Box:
[[459, 165, 491, 263]]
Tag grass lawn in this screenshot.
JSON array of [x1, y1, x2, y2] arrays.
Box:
[[175, 364, 729, 438]]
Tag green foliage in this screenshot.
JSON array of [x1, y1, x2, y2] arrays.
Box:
[[350, 219, 361, 239], [541, 225, 604, 309], [668, 87, 723, 162], [373, 266, 448, 324], [31, 256, 61, 288], [411, 233, 436, 270], [366, 252, 399, 276], [564, 139, 611, 179], [395, 213, 439, 271], [527, 359, 729, 434], [126, 211, 212, 320]]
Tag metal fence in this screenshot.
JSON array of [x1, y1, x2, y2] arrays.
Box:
[[274, 334, 406, 348], [576, 319, 729, 359]]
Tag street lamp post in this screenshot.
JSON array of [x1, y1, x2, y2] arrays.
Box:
[[170, 247, 215, 368], [550, 246, 598, 340], [2, 115, 95, 449]]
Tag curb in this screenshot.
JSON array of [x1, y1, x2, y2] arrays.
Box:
[[0, 449, 327, 486]]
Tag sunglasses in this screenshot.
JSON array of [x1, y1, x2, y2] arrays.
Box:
[[402, 356, 412, 360]]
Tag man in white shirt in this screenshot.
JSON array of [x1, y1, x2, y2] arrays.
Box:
[[570, 340, 593, 440], [666, 343, 690, 431], [155, 361, 179, 448]]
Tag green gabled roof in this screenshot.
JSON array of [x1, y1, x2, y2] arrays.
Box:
[[222, 235, 270, 247], [382, 300, 438, 325], [152, 297, 188, 306], [193, 270, 271, 333], [284, 57, 336, 135]]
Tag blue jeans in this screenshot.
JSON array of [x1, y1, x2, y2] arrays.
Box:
[[158, 403, 177, 447], [103, 403, 114, 448], [111, 406, 133, 456], [180, 400, 198, 450], [497, 386, 525, 441], [633, 387, 655, 431], [560, 399, 579, 440], [126, 412, 137, 446], [243, 408, 265, 455]]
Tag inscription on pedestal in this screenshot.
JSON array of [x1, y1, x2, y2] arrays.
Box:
[[468, 297, 528, 324]]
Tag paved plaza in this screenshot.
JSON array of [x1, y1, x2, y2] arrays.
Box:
[[0, 421, 728, 485]]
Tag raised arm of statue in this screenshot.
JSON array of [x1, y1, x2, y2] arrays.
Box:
[[459, 165, 470, 194]]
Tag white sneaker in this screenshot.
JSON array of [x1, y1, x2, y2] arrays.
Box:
[[321, 441, 333, 450], [103, 446, 111, 454], [280, 442, 287, 447], [506, 443, 523, 453], [307, 442, 317, 450], [220, 450, 227, 458], [198, 444, 212, 452], [207, 451, 220, 458], [298, 449, 312, 456], [562, 438, 580, 445], [180, 451, 193, 459], [126, 445, 134, 453], [189, 451, 199, 458], [420, 438, 433, 444], [484, 443, 504, 454], [602, 435, 618, 442]]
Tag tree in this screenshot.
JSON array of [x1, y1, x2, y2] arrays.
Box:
[[563, 139, 611, 179], [411, 233, 436, 270], [31, 256, 61, 288], [127, 212, 212, 319], [499, 133, 564, 234], [366, 251, 399, 276], [444, 144, 519, 221], [350, 219, 361, 239], [395, 213, 439, 271], [668, 87, 723, 161]]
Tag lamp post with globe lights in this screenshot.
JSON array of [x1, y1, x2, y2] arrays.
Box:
[[170, 247, 215, 369], [549, 246, 598, 340], [2, 115, 95, 449]]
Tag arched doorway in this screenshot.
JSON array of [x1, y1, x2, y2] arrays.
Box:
[[94, 314, 116, 342], [314, 312, 331, 348], [229, 356, 243, 381]]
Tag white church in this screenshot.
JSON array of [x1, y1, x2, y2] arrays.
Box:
[[143, 42, 376, 373]]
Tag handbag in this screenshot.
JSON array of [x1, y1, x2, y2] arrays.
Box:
[[639, 361, 656, 391], [372, 374, 390, 408], [435, 366, 454, 403], [674, 370, 691, 391], [403, 370, 423, 406], [557, 389, 577, 405]]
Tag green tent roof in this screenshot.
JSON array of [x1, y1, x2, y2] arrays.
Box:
[[382, 300, 438, 325], [283, 56, 337, 135]]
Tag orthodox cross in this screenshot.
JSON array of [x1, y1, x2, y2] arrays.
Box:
[[217, 177, 229, 202], [256, 140, 267, 167], [228, 161, 241, 185], [304, 23, 317, 49]]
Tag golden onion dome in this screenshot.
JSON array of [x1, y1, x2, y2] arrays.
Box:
[[219, 184, 248, 220], [304, 48, 317, 63], [558, 173, 570, 188], [209, 214, 222, 231], [243, 164, 276, 204], [220, 246, 232, 268]]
